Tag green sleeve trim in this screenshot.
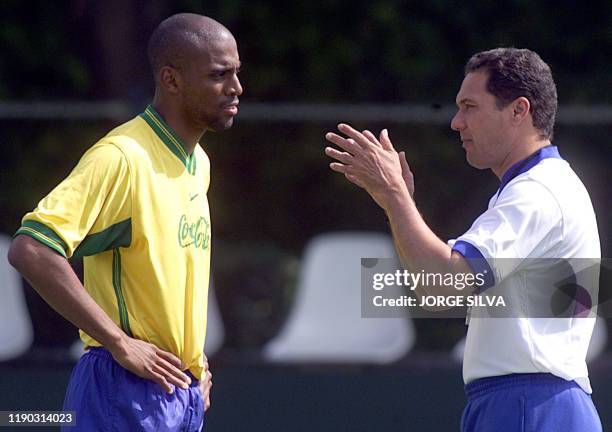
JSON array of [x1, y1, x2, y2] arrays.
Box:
[[113, 248, 133, 337], [73, 218, 132, 258], [16, 221, 68, 258]]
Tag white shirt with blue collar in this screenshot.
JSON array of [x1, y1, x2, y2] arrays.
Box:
[[449, 145, 601, 393]]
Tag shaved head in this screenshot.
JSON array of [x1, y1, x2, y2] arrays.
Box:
[[147, 13, 234, 79], [147, 13, 242, 134]]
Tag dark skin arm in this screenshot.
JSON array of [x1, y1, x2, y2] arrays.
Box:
[[8, 235, 192, 394]]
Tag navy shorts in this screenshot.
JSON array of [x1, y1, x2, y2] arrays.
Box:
[[461, 373, 602, 432], [62, 347, 205, 431]]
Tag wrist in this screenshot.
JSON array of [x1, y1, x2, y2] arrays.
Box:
[[380, 183, 413, 211], [105, 329, 129, 356]]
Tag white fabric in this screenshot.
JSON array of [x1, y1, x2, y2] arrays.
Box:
[[263, 232, 415, 363], [453, 158, 600, 393], [204, 280, 224, 357], [0, 235, 34, 360]]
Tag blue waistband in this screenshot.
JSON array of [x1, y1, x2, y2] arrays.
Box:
[[465, 373, 581, 400], [85, 346, 199, 384]]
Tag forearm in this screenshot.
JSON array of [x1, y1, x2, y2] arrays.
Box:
[[386, 191, 450, 263], [8, 235, 126, 352], [383, 190, 473, 296]]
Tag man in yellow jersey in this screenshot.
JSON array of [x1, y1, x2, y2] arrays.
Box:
[[8, 13, 242, 432]]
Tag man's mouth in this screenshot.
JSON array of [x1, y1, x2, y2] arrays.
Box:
[[222, 101, 239, 115]]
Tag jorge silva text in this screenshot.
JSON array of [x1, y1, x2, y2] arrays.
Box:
[[372, 294, 506, 308], [370, 270, 506, 308]]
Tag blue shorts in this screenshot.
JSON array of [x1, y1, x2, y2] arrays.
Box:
[[62, 347, 205, 432], [461, 373, 602, 432]]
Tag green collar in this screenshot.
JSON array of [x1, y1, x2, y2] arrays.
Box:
[[140, 105, 197, 174]]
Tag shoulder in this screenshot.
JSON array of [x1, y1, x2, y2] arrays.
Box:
[[101, 115, 154, 158], [497, 173, 561, 216], [75, 116, 152, 175], [510, 158, 594, 216], [78, 140, 128, 173]]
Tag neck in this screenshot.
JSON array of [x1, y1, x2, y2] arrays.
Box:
[[492, 135, 551, 180], [151, 96, 205, 155]]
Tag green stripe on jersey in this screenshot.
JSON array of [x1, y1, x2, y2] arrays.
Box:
[[112, 248, 132, 337], [73, 218, 132, 258]]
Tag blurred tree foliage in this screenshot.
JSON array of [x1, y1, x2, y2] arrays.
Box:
[[0, 0, 610, 101]]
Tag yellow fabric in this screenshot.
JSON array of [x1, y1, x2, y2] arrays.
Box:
[[17, 108, 211, 379]]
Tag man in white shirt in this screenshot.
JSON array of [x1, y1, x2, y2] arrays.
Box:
[[324, 47, 602, 431]]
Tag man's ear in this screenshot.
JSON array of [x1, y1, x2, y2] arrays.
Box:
[[511, 96, 531, 125], [159, 66, 181, 94]]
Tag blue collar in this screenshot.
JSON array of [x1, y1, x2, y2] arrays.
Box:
[[498, 145, 562, 194]]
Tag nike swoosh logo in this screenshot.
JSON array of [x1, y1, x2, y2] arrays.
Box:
[[190, 193, 199, 201]]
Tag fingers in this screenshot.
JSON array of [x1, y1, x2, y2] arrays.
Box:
[[329, 162, 348, 174], [201, 371, 213, 396], [205, 394, 211, 411], [156, 347, 184, 369], [324, 147, 353, 165], [362, 129, 381, 146], [379, 128, 394, 151], [337, 123, 372, 148], [398, 151, 415, 198], [110, 337, 195, 395], [150, 371, 174, 394], [156, 348, 191, 387], [399, 151, 409, 170], [325, 132, 361, 155], [399, 151, 414, 180], [153, 358, 191, 390], [199, 369, 213, 412]]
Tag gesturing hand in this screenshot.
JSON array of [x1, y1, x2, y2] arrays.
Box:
[[324, 123, 412, 208], [109, 336, 192, 394]]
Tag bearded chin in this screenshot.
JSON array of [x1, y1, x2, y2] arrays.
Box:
[[196, 111, 233, 133], [210, 116, 235, 133]]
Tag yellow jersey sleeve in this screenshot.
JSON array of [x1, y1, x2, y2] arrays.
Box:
[[16, 142, 132, 258]]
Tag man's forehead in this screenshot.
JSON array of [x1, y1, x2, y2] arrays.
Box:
[[207, 51, 240, 69], [456, 71, 489, 104], [187, 37, 240, 69]]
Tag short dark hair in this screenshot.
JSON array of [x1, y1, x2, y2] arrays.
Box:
[[465, 48, 557, 140], [147, 14, 228, 79]]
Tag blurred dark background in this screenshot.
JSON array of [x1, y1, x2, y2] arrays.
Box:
[[0, 1, 610, 430]]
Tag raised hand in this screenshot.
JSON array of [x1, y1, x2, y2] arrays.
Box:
[[324, 123, 407, 209]]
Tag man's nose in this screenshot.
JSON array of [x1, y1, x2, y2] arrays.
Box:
[[451, 110, 464, 131], [227, 74, 243, 96]]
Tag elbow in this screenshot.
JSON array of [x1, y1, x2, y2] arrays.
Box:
[[8, 235, 32, 272], [8, 237, 24, 270]]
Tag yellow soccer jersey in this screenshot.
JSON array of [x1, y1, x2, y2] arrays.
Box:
[[16, 105, 212, 379]]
